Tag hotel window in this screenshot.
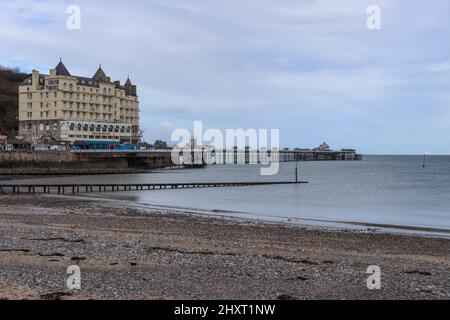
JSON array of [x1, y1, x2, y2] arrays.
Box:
[[64, 83, 68, 90], [69, 123, 75, 131], [69, 84, 73, 90]]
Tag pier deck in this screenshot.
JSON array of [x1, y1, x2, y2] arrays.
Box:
[[0, 181, 307, 194]]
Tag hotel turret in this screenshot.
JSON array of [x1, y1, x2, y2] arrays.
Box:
[[18, 60, 141, 145]]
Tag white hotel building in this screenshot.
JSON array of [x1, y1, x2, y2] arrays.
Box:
[[18, 60, 141, 146]]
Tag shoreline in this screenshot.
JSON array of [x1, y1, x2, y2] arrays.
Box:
[[75, 192, 450, 239], [0, 194, 449, 300], [2, 171, 449, 239]]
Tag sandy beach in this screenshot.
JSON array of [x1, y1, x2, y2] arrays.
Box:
[[0, 193, 449, 300]]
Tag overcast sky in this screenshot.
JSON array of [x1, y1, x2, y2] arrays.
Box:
[[1, 0, 450, 154]]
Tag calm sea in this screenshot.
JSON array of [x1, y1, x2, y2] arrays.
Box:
[[6, 155, 450, 236]]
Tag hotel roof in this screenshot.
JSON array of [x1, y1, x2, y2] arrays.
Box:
[[21, 60, 136, 95], [55, 59, 71, 76]]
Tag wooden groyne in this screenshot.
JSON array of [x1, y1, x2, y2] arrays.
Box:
[[0, 181, 308, 195]]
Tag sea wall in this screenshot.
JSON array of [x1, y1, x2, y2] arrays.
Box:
[[0, 151, 171, 175]]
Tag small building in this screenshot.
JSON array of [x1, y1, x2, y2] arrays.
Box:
[[32, 144, 52, 151], [31, 144, 66, 151], [5, 138, 31, 150]]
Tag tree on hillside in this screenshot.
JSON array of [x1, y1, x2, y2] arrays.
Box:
[[154, 139, 169, 149], [0, 67, 28, 136]]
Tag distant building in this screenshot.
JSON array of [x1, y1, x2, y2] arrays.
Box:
[[18, 60, 141, 145], [314, 142, 331, 152]]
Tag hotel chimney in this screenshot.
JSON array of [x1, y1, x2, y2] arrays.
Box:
[[31, 70, 39, 90]]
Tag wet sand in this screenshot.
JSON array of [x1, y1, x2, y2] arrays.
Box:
[[0, 194, 449, 300]]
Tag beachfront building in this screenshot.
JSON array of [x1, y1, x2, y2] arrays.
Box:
[[18, 60, 141, 145]]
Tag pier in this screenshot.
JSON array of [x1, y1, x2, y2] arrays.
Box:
[[0, 181, 307, 195], [72, 148, 363, 162]]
